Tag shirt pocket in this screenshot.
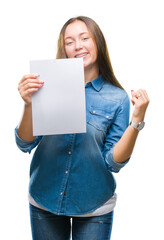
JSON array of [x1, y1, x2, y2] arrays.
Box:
[[87, 106, 114, 133]]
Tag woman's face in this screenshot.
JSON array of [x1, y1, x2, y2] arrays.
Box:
[[64, 20, 98, 72]]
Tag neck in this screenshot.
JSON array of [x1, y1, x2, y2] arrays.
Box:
[[84, 65, 99, 85]]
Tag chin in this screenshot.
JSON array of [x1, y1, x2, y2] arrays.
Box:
[[83, 59, 90, 68]]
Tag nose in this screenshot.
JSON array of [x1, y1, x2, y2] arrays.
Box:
[[75, 40, 82, 51]]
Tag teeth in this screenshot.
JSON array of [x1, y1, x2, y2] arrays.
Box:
[[76, 53, 87, 58]]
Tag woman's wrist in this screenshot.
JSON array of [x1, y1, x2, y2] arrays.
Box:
[[131, 113, 145, 124], [24, 102, 32, 109]]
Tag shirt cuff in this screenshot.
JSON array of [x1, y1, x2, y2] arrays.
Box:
[[14, 127, 41, 153], [105, 147, 130, 173]]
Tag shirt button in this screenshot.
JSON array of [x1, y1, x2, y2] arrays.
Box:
[[93, 110, 96, 114], [65, 171, 68, 174], [60, 192, 63, 195], [68, 151, 71, 155], [106, 115, 109, 119], [64, 192, 66, 195]]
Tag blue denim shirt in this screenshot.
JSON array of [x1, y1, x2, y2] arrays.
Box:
[[15, 76, 130, 215]]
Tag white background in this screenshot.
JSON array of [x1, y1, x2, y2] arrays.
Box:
[[0, 0, 163, 239]]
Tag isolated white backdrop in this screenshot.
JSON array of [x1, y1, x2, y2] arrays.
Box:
[[0, 0, 163, 239]]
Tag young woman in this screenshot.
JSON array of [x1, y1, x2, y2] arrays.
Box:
[[15, 16, 149, 240]]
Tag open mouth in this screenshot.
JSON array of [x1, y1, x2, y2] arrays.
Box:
[[75, 53, 88, 58]]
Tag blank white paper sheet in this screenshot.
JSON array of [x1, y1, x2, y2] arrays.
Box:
[[30, 58, 86, 136]]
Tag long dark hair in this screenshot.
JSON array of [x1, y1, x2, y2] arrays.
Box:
[[56, 16, 124, 90]]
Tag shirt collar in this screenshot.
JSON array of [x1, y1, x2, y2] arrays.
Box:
[[86, 75, 104, 92]]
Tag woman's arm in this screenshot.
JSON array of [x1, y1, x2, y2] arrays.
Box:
[[17, 104, 35, 142], [17, 74, 44, 142], [113, 89, 150, 163]]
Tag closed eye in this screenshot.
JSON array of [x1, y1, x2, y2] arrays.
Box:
[[65, 41, 73, 45], [82, 37, 89, 41]]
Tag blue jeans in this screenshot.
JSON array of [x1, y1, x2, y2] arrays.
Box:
[[29, 204, 114, 240]]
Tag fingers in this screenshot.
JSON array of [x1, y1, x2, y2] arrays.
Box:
[[131, 89, 150, 106], [18, 74, 44, 95], [18, 74, 42, 88], [18, 74, 44, 104], [131, 90, 137, 105], [19, 74, 40, 84], [19, 81, 43, 92], [131, 89, 150, 123], [141, 89, 150, 102]]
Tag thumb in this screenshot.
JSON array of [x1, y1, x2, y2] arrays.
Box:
[[131, 90, 135, 97], [131, 90, 136, 106]]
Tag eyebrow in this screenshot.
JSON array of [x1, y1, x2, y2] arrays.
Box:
[[64, 32, 89, 40]]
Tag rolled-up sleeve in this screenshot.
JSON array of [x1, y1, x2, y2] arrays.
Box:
[[15, 127, 42, 154], [104, 94, 130, 173]]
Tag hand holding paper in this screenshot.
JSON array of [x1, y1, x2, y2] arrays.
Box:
[[18, 74, 44, 105]]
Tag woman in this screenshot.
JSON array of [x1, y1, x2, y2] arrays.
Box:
[[15, 16, 149, 240]]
